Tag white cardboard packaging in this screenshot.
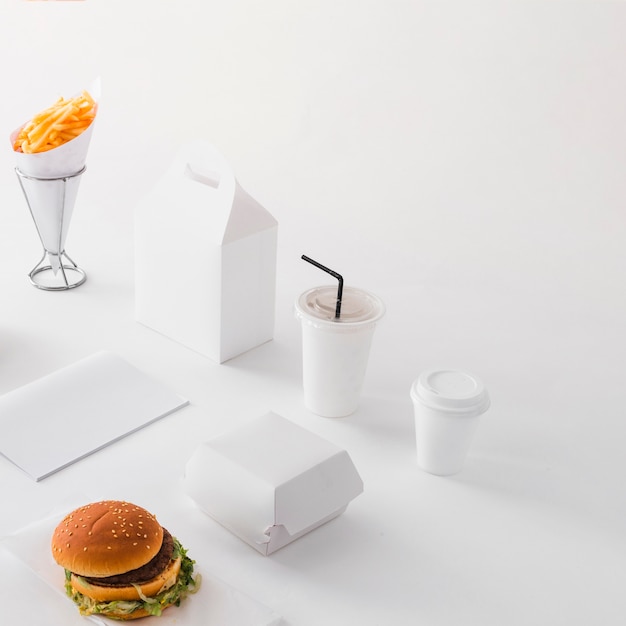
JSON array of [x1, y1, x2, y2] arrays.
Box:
[[135, 140, 278, 363], [183, 412, 364, 555]]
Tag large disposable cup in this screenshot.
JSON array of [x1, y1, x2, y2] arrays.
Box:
[[410, 369, 490, 476], [294, 286, 385, 417]]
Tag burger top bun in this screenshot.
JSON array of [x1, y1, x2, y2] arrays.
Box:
[[51, 500, 164, 577]]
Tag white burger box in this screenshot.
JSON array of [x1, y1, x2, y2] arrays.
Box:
[[134, 140, 278, 363], [183, 412, 364, 555]]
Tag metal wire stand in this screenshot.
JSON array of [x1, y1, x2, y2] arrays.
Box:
[[15, 166, 87, 291]]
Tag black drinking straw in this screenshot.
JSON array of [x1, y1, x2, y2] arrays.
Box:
[[301, 255, 344, 318]]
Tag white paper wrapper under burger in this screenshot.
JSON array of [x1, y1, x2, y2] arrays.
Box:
[[10, 82, 99, 273], [294, 286, 385, 417]]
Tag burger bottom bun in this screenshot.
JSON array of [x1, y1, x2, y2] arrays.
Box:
[[70, 557, 181, 602], [107, 603, 174, 621]]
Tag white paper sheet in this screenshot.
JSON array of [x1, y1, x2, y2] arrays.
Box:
[[0, 351, 189, 481], [1, 512, 282, 626]]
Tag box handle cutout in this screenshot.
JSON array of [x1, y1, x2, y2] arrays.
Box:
[[184, 163, 221, 189]]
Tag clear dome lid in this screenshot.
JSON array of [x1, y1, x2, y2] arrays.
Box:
[[295, 286, 385, 328]]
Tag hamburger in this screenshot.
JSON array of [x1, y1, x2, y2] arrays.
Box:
[[51, 500, 200, 620]]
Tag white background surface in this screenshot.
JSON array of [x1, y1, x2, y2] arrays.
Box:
[[1, 1, 625, 624]]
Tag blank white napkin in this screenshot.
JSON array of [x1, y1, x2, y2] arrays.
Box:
[[0, 351, 189, 481]]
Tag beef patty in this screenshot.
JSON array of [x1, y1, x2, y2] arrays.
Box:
[[82, 528, 175, 587]]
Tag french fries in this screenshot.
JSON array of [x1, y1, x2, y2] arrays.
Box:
[[13, 90, 96, 154]]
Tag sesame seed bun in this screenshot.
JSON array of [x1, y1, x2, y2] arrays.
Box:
[[51, 500, 163, 577], [51, 500, 199, 620]]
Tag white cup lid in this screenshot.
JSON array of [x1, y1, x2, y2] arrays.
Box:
[[411, 369, 490, 415]]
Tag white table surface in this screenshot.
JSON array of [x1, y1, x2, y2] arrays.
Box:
[[1, 1, 625, 624]]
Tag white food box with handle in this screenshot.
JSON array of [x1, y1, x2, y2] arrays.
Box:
[[134, 140, 278, 363], [183, 412, 364, 555]]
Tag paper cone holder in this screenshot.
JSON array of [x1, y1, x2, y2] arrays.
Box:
[[15, 166, 87, 291]]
